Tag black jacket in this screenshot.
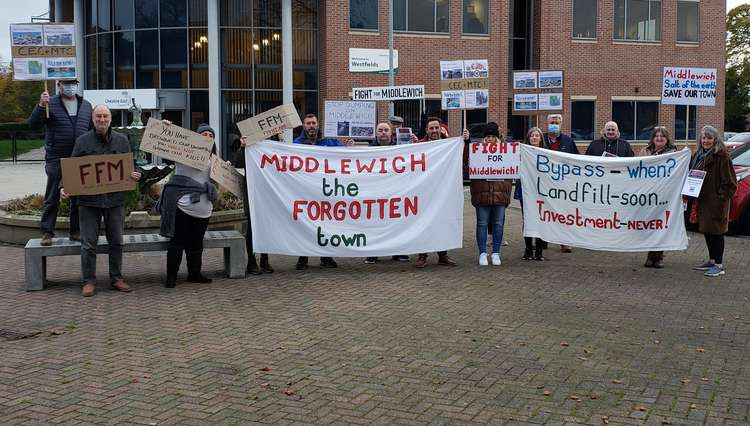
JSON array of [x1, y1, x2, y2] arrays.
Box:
[[27, 95, 93, 161], [70, 128, 135, 208], [542, 132, 578, 154], [585, 138, 634, 157]]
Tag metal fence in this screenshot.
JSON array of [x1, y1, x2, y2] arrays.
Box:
[[0, 131, 46, 163]]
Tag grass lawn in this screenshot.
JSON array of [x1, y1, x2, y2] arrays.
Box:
[[0, 139, 45, 160]]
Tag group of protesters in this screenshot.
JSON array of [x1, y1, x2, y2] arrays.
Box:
[[29, 78, 737, 297]]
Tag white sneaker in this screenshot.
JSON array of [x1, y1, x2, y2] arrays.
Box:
[[491, 253, 501, 266], [478, 253, 488, 266]]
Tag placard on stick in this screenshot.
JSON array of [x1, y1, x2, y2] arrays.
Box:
[[61, 153, 135, 196], [209, 154, 244, 198], [140, 118, 214, 171], [236, 104, 302, 142]]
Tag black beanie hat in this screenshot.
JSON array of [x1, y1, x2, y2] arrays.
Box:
[[196, 123, 215, 137], [483, 122, 500, 138]]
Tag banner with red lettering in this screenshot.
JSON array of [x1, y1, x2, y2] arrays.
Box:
[[245, 138, 464, 256], [520, 145, 690, 251]]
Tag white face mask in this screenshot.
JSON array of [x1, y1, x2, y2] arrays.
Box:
[[61, 83, 78, 97]]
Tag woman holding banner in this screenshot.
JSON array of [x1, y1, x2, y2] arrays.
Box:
[[639, 127, 678, 268], [690, 126, 737, 277], [157, 123, 218, 288], [464, 123, 512, 266], [514, 127, 547, 261]]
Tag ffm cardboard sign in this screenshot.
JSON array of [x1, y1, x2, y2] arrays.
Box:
[[140, 118, 214, 171], [236, 104, 302, 142], [61, 153, 135, 196]]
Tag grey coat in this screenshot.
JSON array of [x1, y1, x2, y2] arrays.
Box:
[[156, 175, 218, 238]]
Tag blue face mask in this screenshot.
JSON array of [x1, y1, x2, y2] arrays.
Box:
[[548, 124, 561, 133], [61, 84, 78, 97]]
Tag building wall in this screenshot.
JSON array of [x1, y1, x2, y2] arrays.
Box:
[[320, 0, 510, 135], [536, 0, 726, 140]]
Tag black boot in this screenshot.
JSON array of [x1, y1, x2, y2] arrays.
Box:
[[165, 246, 183, 288], [246, 254, 262, 275], [260, 253, 274, 273], [534, 246, 545, 261], [186, 250, 212, 283], [523, 237, 534, 260]]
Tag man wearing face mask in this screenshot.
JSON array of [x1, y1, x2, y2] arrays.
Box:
[[543, 114, 578, 253], [28, 78, 93, 246]]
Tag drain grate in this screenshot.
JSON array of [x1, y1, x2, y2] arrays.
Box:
[[0, 329, 42, 341]]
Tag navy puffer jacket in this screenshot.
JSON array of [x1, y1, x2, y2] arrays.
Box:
[[28, 95, 93, 160]]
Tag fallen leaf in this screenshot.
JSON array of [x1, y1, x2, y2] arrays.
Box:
[[584, 349, 591, 354], [699, 326, 705, 330], [701, 377, 708, 381], [284, 389, 295, 396], [259, 367, 271, 372], [636, 406, 647, 412], [661, 420, 672, 425], [601, 417, 609, 424], [590, 395, 599, 400], [690, 403, 697, 409], [612, 379, 623, 384], [696, 347, 705, 353], [570, 395, 579, 400], [681, 379, 691, 384], [543, 390, 551, 396], [578, 357, 588, 361], [654, 340, 661, 344], [536, 385, 545, 389], [560, 342, 569, 347], [260, 383, 269, 387], [519, 342, 527, 346]]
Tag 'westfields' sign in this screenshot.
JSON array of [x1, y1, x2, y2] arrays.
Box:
[[245, 138, 464, 256]]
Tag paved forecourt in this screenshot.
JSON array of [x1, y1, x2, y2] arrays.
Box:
[[0, 193, 749, 425]]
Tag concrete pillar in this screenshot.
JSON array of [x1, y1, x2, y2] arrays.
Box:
[[74, 0, 85, 91], [208, 0, 222, 156], [282, 0, 293, 143]]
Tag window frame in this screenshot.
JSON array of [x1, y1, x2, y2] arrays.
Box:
[[676, 0, 700, 44], [462, 0, 490, 36], [349, 0, 379, 32], [571, 100, 596, 141], [394, 0, 450, 34], [611, 100, 660, 141], [572, 0, 597, 40], [613, 0, 662, 43]]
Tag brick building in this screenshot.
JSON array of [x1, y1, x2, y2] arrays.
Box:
[[50, 0, 724, 156]]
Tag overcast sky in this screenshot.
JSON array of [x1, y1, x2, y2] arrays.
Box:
[[2, 1, 750, 63]]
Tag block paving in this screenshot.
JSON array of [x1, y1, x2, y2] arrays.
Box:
[[1, 199, 749, 425]]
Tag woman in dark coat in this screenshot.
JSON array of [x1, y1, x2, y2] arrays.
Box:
[[690, 125, 737, 277], [638, 127, 678, 268]]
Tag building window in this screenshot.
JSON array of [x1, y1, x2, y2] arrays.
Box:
[[394, 0, 449, 33], [114, 31, 134, 89], [463, 0, 489, 35], [677, 0, 699, 43], [113, 0, 134, 30], [161, 29, 188, 88], [350, 0, 378, 31], [572, 0, 597, 39], [571, 101, 595, 140], [161, 0, 187, 27], [612, 101, 659, 140], [135, 0, 158, 29], [135, 30, 159, 88], [614, 0, 661, 42], [97, 32, 114, 89], [675, 105, 696, 140]]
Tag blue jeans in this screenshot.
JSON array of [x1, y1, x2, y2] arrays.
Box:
[[475, 205, 506, 254]]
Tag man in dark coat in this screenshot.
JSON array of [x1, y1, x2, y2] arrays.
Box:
[[28, 78, 93, 245], [585, 121, 634, 157], [61, 105, 141, 297]]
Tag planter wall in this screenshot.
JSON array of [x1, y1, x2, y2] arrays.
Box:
[[0, 209, 247, 245]]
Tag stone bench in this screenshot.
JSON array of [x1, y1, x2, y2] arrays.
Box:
[[24, 230, 246, 291]]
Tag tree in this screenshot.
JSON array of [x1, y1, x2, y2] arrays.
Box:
[[0, 55, 45, 124], [725, 5, 750, 131]]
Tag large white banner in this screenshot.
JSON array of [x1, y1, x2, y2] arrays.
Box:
[[245, 138, 465, 256], [520, 145, 690, 251]]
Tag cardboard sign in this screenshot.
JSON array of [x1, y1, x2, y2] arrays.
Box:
[[61, 153, 135, 196], [210, 154, 244, 198], [468, 142, 520, 179], [323, 101, 376, 138], [236, 104, 302, 142], [662, 67, 717, 107], [140, 118, 214, 171]]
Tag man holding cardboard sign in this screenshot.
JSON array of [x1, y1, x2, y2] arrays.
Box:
[[61, 105, 141, 297]]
